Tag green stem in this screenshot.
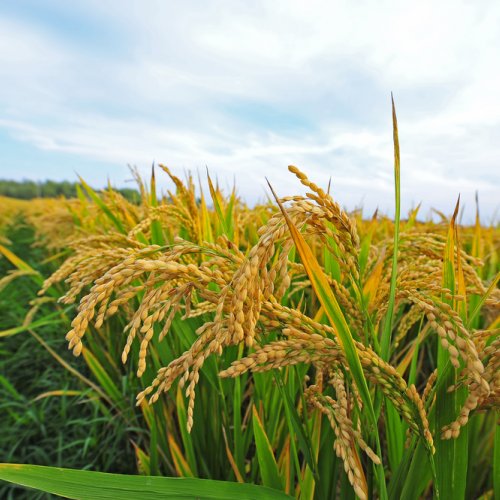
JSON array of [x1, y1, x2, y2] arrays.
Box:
[[381, 94, 401, 362]]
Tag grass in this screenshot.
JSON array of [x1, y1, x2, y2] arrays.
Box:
[[0, 221, 136, 499], [0, 111, 498, 499]]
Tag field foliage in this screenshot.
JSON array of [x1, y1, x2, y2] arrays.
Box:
[[0, 111, 498, 499]]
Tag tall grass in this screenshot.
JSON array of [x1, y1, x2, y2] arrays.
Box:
[[0, 110, 498, 499], [0, 221, 135, 499]]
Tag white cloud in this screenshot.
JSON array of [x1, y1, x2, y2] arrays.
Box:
[[0, 0, 498, 222]]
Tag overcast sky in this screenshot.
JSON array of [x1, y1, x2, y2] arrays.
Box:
[[0, 1, 499, 222]]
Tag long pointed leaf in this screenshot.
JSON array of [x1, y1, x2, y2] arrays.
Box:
[[0, 464, 291, 499], [78, 176, 126, 234], [252, 406, 284, 492]]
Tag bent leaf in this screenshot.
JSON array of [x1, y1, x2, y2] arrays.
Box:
[[0, 464, 291, 499]]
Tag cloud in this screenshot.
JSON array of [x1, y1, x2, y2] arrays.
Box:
[[0, 0, 498, 222]]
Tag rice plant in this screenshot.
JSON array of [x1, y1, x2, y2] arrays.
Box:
[[0, 105, 498, 499]]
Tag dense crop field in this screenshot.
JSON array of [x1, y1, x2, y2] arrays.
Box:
[[0, 111, 498, 499]]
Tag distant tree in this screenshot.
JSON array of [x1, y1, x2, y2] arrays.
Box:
[[0, 179, 139, 202], [116, 188, 140, 204]]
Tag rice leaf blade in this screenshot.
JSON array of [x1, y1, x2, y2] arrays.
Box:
[[252, 406, 284, 492], [380, 94, 401, 361], [0, 464, 291, 499], [435, 198, 467, 500], [78, 176, 126, 234]]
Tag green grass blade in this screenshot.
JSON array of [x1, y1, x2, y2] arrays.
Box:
[[300, 407, 322, 500], [150, 165, 165, 245], [26, 328, 114, 409], [207, 170, 231, 238], [273, 372, 316, 477], [78, 176, 126, 234], [467, 271, 499, 328], [225, 184, 236, 240], [397, 440, 431, 500], [233, 348, 245, 474], [495, 423, 500, 500], [176, 387, 199, 476], [0, 313, 65, 338], [252, 406, 284, 492], [133, 444, 151, 475], [0, 243, 40, 277], [167, 433, 194, 477], [383, 104, 408, 470], [435, 198, 466, 500], [385, 400, 403, 471], [358, 212, 377, 276], [199, 190, 214, 243], [82, 349, 126, 412], [0, 464, 291, 499], [380, 93, 401, 361], [324, 224, 341, 281]]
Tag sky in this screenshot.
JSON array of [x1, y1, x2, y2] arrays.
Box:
[[0, 0, 499, 222]]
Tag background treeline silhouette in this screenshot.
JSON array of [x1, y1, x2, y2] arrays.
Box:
[[0, 179, 139, 202]]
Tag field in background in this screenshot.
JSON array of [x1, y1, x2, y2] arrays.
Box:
[[0, 147, 498, 499]]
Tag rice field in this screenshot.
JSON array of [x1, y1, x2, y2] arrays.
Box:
[[0, 109, 498, 499]]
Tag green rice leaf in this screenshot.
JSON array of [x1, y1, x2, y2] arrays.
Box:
[[0, 464, 291, 499], [380, 93, 401, 361], [150, 165, 165, 245], [494, 423, 500, 500], [0, 309, 66, 338], [252, 406, 284, 492], [207, 170, 231, 238], [435, 197, 466, 500], [78, 176, 126, 234], [82, 349, 126, 412]]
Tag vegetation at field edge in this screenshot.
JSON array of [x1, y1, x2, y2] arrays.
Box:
[[0, 109, 498, 499]]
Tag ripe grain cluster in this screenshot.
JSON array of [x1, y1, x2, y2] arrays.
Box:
[[1, 141, 498, 499]]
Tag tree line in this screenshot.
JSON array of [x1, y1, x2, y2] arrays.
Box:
[[0, 179, 139, 203]]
